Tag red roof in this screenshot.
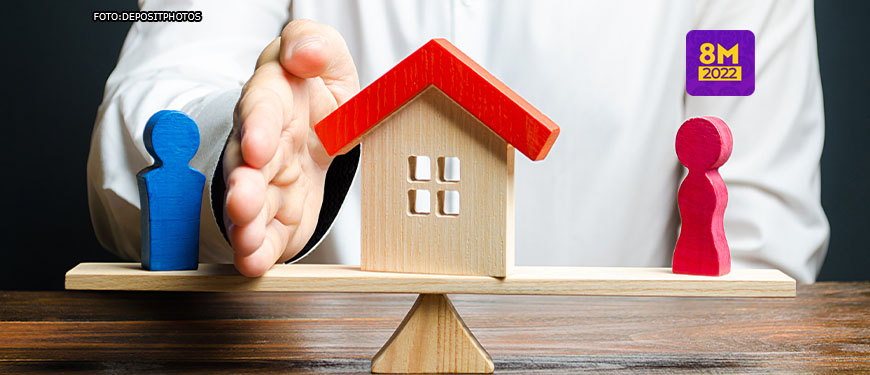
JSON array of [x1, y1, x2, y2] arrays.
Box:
[[314, 39, 560, 161]]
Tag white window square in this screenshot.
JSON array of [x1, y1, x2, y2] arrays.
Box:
[[408, 189, 430, 215], [439, 157, 460, 182], [409, 155, 431, 181], [439, 190, 460, 216]]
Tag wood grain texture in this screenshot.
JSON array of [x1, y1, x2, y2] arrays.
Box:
[[673, 116, 733, 276], [65, 263, 795, 297], [137, 110, 205, 271], [314, 38, 560, 161], [1, 283, 867, 374], [372, 294, 493, 373], [361, 87, 514, 277]]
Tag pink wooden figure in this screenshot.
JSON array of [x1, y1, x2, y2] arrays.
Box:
[[672, 116, 733, 276]]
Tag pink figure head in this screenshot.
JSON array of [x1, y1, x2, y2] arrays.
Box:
[[675, 116, 733, 170]]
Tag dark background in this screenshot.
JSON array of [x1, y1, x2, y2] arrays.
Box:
[[1, 1, 867, 290]]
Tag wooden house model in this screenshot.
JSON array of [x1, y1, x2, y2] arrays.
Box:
[[315, 39, 560, 277]]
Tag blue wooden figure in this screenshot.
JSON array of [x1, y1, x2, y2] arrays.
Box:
[[137, 110, 205, 271]]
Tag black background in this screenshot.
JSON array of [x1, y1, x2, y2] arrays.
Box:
[[1, 1, 867, 290]]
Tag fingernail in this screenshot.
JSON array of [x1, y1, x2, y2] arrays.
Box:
[[292, 36, 326, 54]]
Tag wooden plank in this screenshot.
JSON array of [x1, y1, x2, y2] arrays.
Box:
[[65, 263, 795, 297]]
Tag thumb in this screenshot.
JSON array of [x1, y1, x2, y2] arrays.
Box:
[[279, 19, 360, 106]]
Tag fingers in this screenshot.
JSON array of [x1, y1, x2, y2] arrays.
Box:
[[279, 19, 360, 104], [234, 219, 290, 277], [226, 20, 361, 278], [228, 167, 321, 276], [230, 187, 283, 257], [225, 167, 284, 257], [225, 167, 264, 227], [236, 40, 294, 169]]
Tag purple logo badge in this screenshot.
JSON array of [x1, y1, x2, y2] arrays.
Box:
[[686, 30, 755, 96]]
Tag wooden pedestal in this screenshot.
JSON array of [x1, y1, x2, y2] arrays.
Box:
[[372, 294, 493, 373]]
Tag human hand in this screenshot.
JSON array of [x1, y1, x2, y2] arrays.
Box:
[[222, 20, 359, 277]]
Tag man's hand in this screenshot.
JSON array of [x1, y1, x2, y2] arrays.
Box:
[[223, 20, 359, 277]]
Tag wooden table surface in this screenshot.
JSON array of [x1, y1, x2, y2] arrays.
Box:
[[1, 283, 868, 374]]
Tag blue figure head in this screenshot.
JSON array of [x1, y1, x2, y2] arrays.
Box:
[[143, 110, 200, 167]]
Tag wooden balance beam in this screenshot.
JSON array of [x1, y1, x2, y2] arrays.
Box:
[[66, 263, 795, 373]]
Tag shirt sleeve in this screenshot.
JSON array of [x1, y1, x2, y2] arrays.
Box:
[[685, 0, 829, 282], [87, 0, 290, 263]]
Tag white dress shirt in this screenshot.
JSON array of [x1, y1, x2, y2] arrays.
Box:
[[87, 0, 829, 282]]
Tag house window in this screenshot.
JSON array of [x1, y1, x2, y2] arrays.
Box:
[[408, 189, 430, 215], [438, 190, 460, 216], [408, 155, 431, 181], [408, 155, 459, 217], [438, 157, 460, 182]]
